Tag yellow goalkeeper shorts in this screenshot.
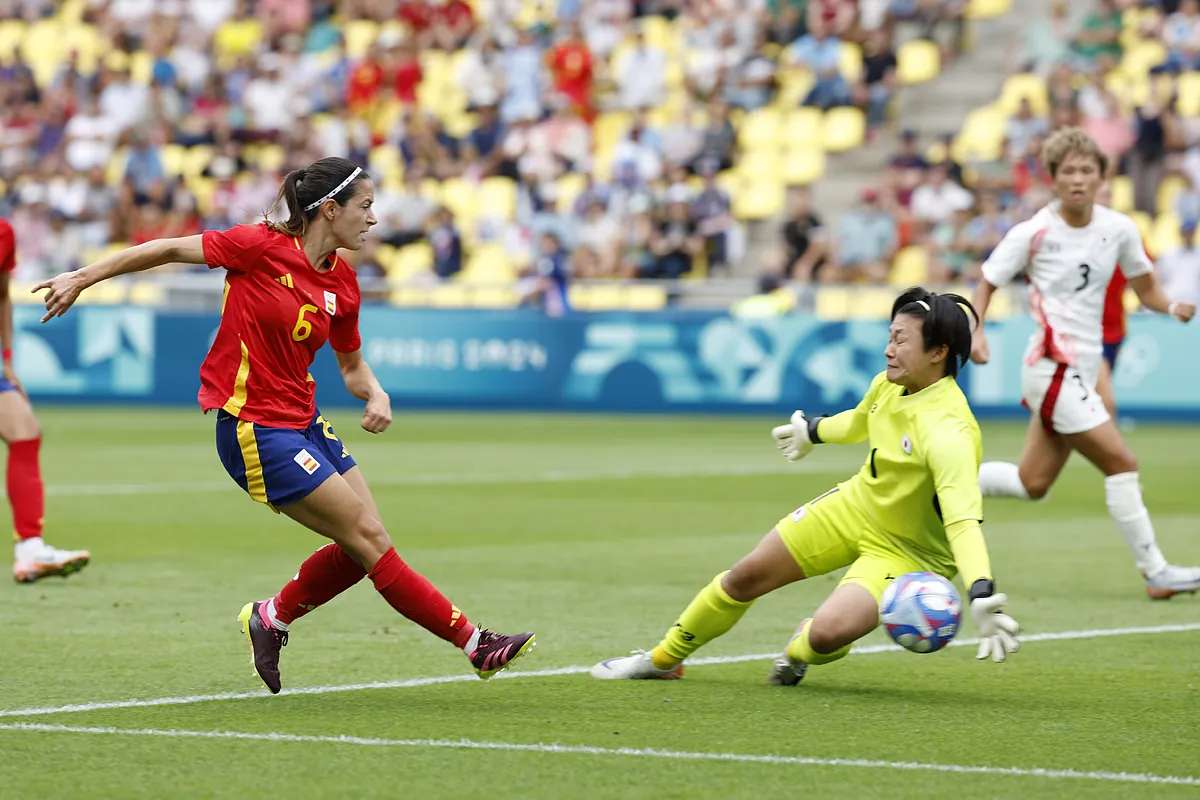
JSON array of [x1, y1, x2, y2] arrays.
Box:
[[775, 486, 954, 602]]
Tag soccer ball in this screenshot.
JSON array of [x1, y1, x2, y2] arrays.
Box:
[[879, 572, 962, 654]]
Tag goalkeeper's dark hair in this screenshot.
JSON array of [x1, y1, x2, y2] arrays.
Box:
[[890, 286, 979, 379], [265, 157, 367, 237]]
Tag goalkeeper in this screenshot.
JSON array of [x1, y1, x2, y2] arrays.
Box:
[[591, 288, 1020, 684]]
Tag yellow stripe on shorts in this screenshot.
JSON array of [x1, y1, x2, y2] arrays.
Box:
[[235, 420, 268, 503]]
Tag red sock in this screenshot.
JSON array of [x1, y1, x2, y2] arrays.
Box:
[[273, 543, 367, 624], [368, 547, 475, 648], [8, 438, 44, 541]]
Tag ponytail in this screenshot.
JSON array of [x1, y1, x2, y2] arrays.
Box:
[[264, 157, 365, 238]]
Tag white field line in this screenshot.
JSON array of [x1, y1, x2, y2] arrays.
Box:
[[0, 723, 1196, 787], [44, 463, 828, 497], [1, 623, 1196, 720]]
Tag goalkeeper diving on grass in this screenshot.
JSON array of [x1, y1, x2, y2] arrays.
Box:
[[591, 287, 1021, 684]]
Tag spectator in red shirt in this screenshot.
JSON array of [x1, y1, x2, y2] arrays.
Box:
[[392, 39, 423, 105], [431, 0, 475, 51], [398, 1, 434, 48], [346, 44, 385, 114], [548, 23, 595, 122]]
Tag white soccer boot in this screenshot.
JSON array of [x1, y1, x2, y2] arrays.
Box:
[[1145, 564, 1200, 600], [589, 650, 684, 680], [13, 538, 91, 583]]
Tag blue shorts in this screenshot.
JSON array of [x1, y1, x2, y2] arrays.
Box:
[[0, 377, 16, 393], [1102, 340, 1123, 370], [215, 409, 357, 507]]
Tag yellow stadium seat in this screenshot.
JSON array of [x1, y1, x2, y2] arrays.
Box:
[[1120, 41, 1167, 81], [626, 285, 668, 310], [431, 283, 471, 307], [390, 285, 433, 306], [181, 145, 214, 180], [189, 177, 216, 215], [369, 144, 404, 184], [129, 50, 153, 85], [738, 150, 781, 181], [953, 104, 1006, 162], [1105, 71, 1149, 111], [129, 282, 165, 306], [257, 144, 286, 173], [461, 244, 515, 283], [732, 181, 785, 220], [1156, 174, 1188, 216], [557, 172, 589, 212], [738, 108, 783, 150], [821, 107, 865, 153], [393, 243, 434, 280], [838, 43, 862, 82], [889, 247, 929, 286], [782, 107, 823, 148], [0, 20, 25, 60], [442, 109, 477, 138], [470, 286, 520, 308], [160, 144, 186, 178], [1177, 72, 1200, 117], [1108, 175, 1134, 213], [106, 148, 129, 186], [1128, 210, 1153, 245], [59, 23, 102, 73], [814, 286, 851, 319], [774, 68, 816, 108], [477, 176, 518, 222], [782, 147, 825, 185], [439, 178, 477, 225], [897, 40, 940, 85], [998, 74, 1050, 116], [966, 0, 1011, 18], [1151, 213, 1184, 257]]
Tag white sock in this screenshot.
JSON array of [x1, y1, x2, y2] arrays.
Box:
[[1105, 472, 1168, 577], [14, 537, 45, 561], [264, 598, 289, 631], [462, 628, 481, 657], [978, 462, 1031, 499]]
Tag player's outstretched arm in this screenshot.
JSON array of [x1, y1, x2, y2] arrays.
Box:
[[33, 235, 205, 323], [335, 349, 392, 434], [770, 376, 884, 460], [1127, 272, 1195, 322]]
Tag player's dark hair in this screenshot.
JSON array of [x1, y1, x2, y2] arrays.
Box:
[[890, 286, 979, 379], [265, 157, 367, 237]]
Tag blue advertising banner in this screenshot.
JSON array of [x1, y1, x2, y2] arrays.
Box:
[[14, 305, 1200, 418]]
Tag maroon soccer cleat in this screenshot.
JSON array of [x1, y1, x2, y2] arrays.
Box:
[[237, 601, 288, 694], [468, 629, 537, 679]]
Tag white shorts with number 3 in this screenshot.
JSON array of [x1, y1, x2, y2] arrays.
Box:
[[1021, 357, 1111, 436]]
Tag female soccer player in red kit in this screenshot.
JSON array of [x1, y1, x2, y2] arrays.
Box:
[[34, 158, 535, 693], [0, 217, 91, 583]]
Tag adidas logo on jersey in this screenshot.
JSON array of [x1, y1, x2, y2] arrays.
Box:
[[276, 273, 294, 288]]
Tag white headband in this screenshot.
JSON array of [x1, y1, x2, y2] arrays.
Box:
[[304, 167, 363, 211], [916, 300, 931, 310]]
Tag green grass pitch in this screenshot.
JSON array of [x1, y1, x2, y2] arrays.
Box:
[[2, 408, 1199, 798]]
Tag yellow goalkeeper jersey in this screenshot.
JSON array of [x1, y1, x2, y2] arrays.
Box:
[[816, 371, 989, 584]]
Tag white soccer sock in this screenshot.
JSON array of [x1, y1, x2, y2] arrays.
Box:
[[1105, 472, 1168, 577], [978, 462, 1031, 499], [462, 628, 481, 657], [264, 598, 290, 631], [14, 537, 45, 561]]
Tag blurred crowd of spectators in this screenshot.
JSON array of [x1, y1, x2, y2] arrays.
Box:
[[775, 0, 1200, 287], [0, 0, 966, 292]]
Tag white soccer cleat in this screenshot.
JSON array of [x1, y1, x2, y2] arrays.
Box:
[[1145, 564, 1200, 600], [13, 541, 91, 584], [589, 650, 684, 680]]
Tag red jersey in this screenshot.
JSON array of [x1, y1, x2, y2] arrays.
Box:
[[1102, 265, 1128, 344], [0, 218, 15, 274], [393, 57, 422, 103], [549, 41, 593, 108], [346, 61, 384, 111], [200, 224, 362, 429]]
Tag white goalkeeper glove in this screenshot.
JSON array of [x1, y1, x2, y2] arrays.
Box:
[[771, 410, 816, 462], [969, 585, 1020, 663]]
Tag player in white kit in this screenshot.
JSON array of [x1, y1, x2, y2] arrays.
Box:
[[970, 128, 1200, 599]]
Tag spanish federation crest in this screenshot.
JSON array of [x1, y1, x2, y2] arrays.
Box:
[[324, 290, 337, 315]]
